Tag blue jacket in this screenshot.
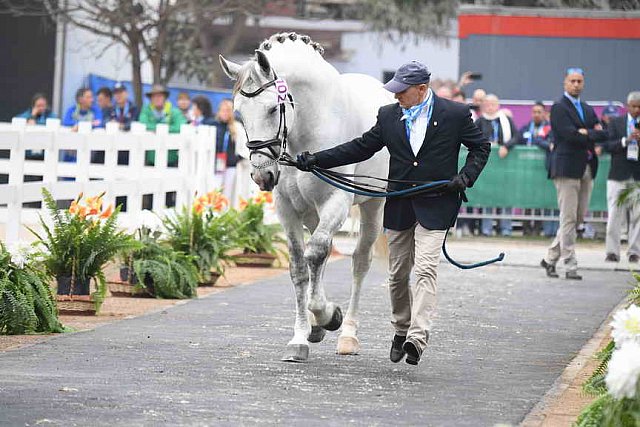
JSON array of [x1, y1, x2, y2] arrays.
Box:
[[102, 101, 139, 130], [16, 109, 57, 125], [62, 104, 103, 127]]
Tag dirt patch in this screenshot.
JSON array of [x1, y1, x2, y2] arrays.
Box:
[[0, 261, 293, 352]]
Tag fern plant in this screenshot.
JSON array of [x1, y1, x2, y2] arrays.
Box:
[[163, 190, 236, 282], [235, 193, 286, 258], [29, 189, 138, 312], [0, 243, 64, 335], [121, 224, 199, 299]]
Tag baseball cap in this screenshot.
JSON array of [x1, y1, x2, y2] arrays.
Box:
[[113, 82, 127, 92], [383, 60, 431, 94]]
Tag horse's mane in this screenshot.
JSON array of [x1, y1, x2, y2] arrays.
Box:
[[233, 32, 326, 95]]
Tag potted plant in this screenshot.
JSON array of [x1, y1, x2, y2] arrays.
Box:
[[116, 210, 199, 299], [0, 242, 64, 335], [163, 190, 236, 285], [233, 192, 287, 267], [29, 189, 137, 314]]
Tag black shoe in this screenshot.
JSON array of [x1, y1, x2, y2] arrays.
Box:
[[389, 334, 406, 363], [605, 253, 620, 262], [540, 259, 559, 278], [403, 338, 423, 366], [566, 271, 582, 280], [629, 254, 639, 263]]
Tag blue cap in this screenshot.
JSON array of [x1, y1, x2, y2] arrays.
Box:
[[602, 104, 620, 117], [383, 60, 431, 93], [113, 82, 127, 92]]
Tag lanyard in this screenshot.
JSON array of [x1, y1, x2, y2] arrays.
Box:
[[222, 130, 230, 153], [629, 115, 637, 137], [491, 120, 499, 143], [115, 102, 130, 123]]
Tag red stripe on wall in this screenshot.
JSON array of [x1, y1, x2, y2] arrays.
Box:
[[459, 14, 640, 39]]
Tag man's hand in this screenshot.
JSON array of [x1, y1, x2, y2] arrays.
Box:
[[447, 173, 469, 193], [498, 145, 509, 159], [296, 151, 318, 171]]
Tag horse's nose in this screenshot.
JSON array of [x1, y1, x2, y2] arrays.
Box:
[[263, 171, 276, 191]]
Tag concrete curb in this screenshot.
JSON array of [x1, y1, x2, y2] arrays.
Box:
[[520, 297, 628, 426]]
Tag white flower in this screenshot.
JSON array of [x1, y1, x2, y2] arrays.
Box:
[[605, 340, 640, 399], [7, 241, 33, 269], [139, 209, 162, 233], [611, 304, 640, 346]]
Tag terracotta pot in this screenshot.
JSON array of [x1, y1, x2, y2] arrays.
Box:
[[56, 275, 90, 296], [232, 252, 277, 268], [56, 295, 96, 315]]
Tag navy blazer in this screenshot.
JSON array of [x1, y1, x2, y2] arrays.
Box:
[[314, 95, 490, 231], [603, 115, 640, 181], [549, 95, 608, 180]]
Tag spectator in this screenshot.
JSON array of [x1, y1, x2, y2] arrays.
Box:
[[190, 96, 216, 126], [470, 88, 486, 121], [452, 90, 466, 104], [177, 92, 191, 122], [213, 99, 249, 204], [475, 94, 518, 236], [138, 84, 186, 133], [540, 67, 608, 280], [602, 91, 640, 263], [62, 87, 103, 129], [96, 87, 113, 119], [601, 103, 620, 130], [436, 86, 452, 100], [104, 82, 139, 131], [504, 102, 558, 237], [15, 93, 56, 125]]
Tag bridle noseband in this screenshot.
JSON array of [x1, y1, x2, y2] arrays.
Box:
[[238, 70, 294, 185]]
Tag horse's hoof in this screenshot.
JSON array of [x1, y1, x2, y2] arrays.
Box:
[[336, 335, 360, 355], [308, 326, 326, 343], [281, 344, 309, 363], [322, 305, 343, 331]]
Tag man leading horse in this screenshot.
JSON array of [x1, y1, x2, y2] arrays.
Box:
[[296, 60, 491, 365]]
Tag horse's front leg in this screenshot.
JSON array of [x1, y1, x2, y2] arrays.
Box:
[[276, 198, 312, 363], [305, 194, 351, 332]]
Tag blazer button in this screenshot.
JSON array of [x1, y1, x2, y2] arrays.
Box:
[[413, 161, 418, 166]]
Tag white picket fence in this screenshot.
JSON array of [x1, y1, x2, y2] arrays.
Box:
[[0, 122, 219, 243]]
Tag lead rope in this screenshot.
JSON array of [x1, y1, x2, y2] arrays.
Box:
[[278, 153, 504, 270]]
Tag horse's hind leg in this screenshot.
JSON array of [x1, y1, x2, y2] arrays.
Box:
[[337, 198, 384, 355], [305, 195, 351, 330]]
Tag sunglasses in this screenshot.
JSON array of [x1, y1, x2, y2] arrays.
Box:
[[566, 67, 584, 76]]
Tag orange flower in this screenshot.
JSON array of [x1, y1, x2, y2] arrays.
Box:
[[239, 197, 248, 211], [194, 203, 205, 214], [99, 204, 113, 219], [263, 191, 273, 204], [212, 194, 229, 212], [69, 200, 79, 215], [77, 205, 88, 219]]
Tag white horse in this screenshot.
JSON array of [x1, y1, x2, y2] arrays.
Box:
[[220, 32, 393, 362]]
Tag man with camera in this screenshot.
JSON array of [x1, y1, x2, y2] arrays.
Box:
[[602, 91, 640, 263]]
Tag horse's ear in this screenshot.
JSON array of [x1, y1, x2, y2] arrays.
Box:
[[219, 55, 241, 80], [255, 50, 271, 76]]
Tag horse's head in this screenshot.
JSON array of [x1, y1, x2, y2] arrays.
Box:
[[219, 50, 295, 192]]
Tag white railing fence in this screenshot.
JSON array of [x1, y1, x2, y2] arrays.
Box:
[[0, 123, 218, 243]]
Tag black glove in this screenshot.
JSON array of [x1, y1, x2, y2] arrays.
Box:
[[296, 151, 318, 172], [447, 173, 468, 193]]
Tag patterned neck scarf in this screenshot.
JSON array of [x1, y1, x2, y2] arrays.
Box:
[[401, 90, 432, 135]]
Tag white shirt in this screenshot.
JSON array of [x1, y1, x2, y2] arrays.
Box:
[[408, 89, 433, 156]]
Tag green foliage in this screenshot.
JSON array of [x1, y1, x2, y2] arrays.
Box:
[[575, 394, 613, 427], [235, 197, 286, 258], [122, 227, 198, 299], [29, 189, 138, 312], [583, 340, 616, 397], [0, 243, 64, 335], [162, 204, 237, 282]]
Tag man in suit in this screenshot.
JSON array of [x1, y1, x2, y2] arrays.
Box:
[[540, 68, 608, 280], [296, 60, 490, 365], [602, 91, 640, 263]]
